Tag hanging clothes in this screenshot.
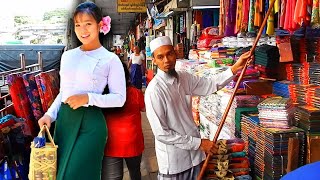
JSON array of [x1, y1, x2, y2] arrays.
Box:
[[242, 0, 250, 32], [263, 0, 269, 34], [254, 0, 263, 27], [194, 10, 202, 29], [213, 8, 220, 27], [248, 0, 256, 32], [203, 10, 214, 28], [284, 0, 298, 32], [267, 0, 275, 35], [225, 0, 237, 36], [294, 0, 308, 26], [219, 0, 226, 35], [235, 0, 243, 34], [311, 0, 320, 27], [280, 0, 287, 28]]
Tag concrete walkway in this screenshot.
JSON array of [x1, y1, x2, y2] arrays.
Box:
[[123, 112, 158, 180]]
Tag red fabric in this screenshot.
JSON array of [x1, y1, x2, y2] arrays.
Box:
[[104, 86, 145, 157], [35, 70, 59, 112], [7, 73, 36, 136]]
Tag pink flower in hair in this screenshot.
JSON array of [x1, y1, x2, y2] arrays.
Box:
[[100, 16, 111, 35]]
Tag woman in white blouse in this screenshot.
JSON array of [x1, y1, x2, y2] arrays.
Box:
[[37, 2, 126, 180], [128, 46, 146, 89]]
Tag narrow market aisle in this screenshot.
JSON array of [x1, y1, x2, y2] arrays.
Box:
[[123, 112, 158, 180]]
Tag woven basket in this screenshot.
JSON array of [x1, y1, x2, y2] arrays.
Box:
[[28, 125, 58, 180]]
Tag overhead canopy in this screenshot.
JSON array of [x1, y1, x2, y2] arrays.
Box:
[[95, 0, 141, 35]]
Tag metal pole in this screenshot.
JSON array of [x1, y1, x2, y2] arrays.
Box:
[[38, 51, 43, 71], [197, 0, 277, 179], [20, 53, 26, 71]]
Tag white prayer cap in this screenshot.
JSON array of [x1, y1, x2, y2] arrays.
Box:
[[150, 36, 172, 53]]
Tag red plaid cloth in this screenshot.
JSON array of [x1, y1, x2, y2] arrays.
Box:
[[35, 69, 60, 112], [7, 73, 36, 135]]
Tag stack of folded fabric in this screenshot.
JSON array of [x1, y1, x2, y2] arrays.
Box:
[[272, 81, 292, 98], [254, 45, 280, 79], [288, 84, 298, 104], [294, 84, 316, 106], [254, 127, 305, 180], [310, 87, 320, 108], [234, 95, 260, 108], [205, 138, 251, 180], [175, 59, 207, 74], [257, 98, 294, 129], [35, 69, 60, 112], [299, 38, 307, 63], [235, 46, 252, 58], [226, 66, 260, 91], [301, 62, 320, 85], [210, 47, 228, 59], [290, 36, 302, 63], [199, 91, 237, 140], [254, 64, 278, 79], [295, 106, 320, 134], [305, 38, 320, 62], [188, 49, 199, 60], [240, 113, 260, 176]]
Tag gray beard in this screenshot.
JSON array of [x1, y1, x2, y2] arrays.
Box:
[[167, 69, 178, 79]]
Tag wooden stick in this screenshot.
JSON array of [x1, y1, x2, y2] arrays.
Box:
[[197, 0, 277, 179]]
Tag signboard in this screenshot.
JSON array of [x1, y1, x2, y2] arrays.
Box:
[[117, 0, 147, 13]]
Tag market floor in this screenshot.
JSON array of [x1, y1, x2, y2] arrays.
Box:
[[123, 111, 158, 180]]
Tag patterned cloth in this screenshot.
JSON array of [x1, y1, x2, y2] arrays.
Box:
[[7, 73, 36, 135], [22, 72, 44, 120], [35, 69, 60, 112], [248, 0, 256, 32]]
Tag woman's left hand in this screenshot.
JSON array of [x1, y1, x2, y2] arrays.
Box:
[[64, 94, 89, 110]]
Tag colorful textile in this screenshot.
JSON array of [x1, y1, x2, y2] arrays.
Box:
[[280, 0, 287, 28], [266, 0, 275, 35], [235, 0, 244, 34], [248, 0, 256, 32], [22, 72, 44, 120], [242, 0, 250, 32], [225, 0, 237, 36], [311, 0, 320, 28], [35, 69, 59, 112], [7, 73, 36, 135], [103, 86, 145, 157]]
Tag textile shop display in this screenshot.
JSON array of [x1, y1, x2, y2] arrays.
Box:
[[0, 114, 33, 180], [35, 69, 60, 112], [235, 107, 259, 137], [199, 90, 237, 139], [7, 73, 36, 136], [204, 138, 251, 180], [254, 45, 280, 79], [294, 106, 320, 135], [241, 113, 260, 176], [22, 72, 44, 121], [272, 81, 292, 98], [254, 127, 305, 180], [257, 97, 295, 129]]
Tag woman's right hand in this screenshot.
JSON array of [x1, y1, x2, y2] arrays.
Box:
[[38, 114, 52, 129]]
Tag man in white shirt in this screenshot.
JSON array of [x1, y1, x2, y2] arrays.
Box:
[[145, 36, 252, 180]]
